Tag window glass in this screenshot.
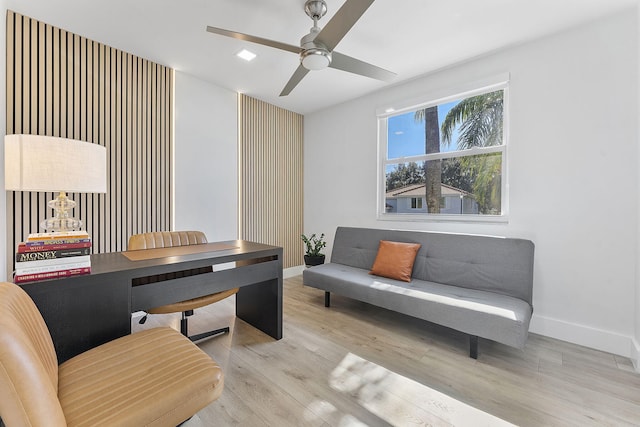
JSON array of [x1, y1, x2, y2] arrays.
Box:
[[380, 88, 506, 218], [410, 197, 423, 209]]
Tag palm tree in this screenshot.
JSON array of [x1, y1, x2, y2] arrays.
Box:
[[440, 90, 504, 213], [440, 90, 503, 149], [414, 106, 441, 213]]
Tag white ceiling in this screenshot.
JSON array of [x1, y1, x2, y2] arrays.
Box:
[[7, 0, 639, 115]]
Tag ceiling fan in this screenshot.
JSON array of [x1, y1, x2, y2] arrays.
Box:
[[206, 0, 396, 96]]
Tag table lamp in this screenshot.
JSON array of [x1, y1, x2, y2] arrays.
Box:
[[4, 134, 107, 232]]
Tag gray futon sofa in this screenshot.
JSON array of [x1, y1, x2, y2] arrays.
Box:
[[303, 227, 535, 358]]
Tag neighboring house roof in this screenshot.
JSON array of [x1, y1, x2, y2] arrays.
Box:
[[385, 183, 474, 199]]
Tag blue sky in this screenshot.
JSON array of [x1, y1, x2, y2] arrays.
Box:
[[387, 100, 460, 159]]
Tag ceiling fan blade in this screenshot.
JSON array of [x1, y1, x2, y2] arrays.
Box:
[[330, 51, 396, 82], [314, 0, 375, 51], [280, 65, 310, 96], [206, 26, 300, 54]]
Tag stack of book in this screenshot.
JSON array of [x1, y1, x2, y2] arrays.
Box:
[[14, 231, 92, 284]]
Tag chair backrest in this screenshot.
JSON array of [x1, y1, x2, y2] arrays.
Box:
[[0, 281, 67, 426], [129, 231, 212, 285], [128, 230, 208, 250]]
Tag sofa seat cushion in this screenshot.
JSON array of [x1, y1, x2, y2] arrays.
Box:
[[58, 327, 223, 427], [304, 263, 532, 349]]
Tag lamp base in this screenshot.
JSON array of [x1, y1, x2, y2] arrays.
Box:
[[40, 217, 83, 231], [40, 191, 83, 232]]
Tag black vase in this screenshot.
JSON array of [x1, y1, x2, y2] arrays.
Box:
[[304, 255, 325, 267]]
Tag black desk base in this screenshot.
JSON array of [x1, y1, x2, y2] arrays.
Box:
[[20, 240, 283, 363]]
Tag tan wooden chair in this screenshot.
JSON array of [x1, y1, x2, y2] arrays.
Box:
[[0, 281, 224, 427], [128, 231, 239, 342]]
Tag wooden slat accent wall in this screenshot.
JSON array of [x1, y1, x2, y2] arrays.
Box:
[[239, 95, 303, 269], [5, 11, 173, 272]]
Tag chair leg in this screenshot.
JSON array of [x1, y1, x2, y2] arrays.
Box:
[[189, 327, 230, 342], [180, 313, 189, 337], [181, 310, 230, 342]]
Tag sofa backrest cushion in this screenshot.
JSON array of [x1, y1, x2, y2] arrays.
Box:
[[331, 227, 534, 305]]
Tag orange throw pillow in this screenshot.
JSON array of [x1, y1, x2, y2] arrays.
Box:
[[369, 240, 421, 282]]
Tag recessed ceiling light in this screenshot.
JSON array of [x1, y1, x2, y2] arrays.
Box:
[[236, 49, 256, 62]]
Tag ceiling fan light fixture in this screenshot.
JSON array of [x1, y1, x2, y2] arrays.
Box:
[[301, 48, 331, 70]]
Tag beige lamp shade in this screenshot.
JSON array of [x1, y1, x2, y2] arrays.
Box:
[[5, 134, 107, 193]]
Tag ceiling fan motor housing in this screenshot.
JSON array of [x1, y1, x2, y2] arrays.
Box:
[[300, 27, 331, 70], [304, 0, 328, 20]]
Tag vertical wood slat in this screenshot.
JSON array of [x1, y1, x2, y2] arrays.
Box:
[[5, 9, 14, 273], [60, 25, 66, 137], [31, 21, 40, 235], [5, 10, 173, 275], [37, 22, 47, 244], [239, 94, 304, 269]]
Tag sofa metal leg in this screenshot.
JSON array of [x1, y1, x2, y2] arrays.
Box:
[[325, 292, 330, 307], [469, 335, 478, 359]]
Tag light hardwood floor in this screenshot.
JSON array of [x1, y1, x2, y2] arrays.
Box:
[[133, 275, 640, 426]]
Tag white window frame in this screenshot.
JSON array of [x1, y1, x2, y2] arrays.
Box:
[[376, 74, 510, 223]]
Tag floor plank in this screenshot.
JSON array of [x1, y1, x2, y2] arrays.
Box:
[[134, 275, 640, 427]]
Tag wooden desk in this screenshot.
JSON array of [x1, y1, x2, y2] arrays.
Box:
[[19, 240, 283, 363]]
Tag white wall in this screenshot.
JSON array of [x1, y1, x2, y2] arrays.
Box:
[[305, 11, 639, 358], [174, 71, 238, 242], [0, 2, 8, 281], [635, 5, 640, 369]]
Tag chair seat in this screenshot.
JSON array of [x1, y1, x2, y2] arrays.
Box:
[[148, 287, 239, 314], [58, 327, 223, 427]]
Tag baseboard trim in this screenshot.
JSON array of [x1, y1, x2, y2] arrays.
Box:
[[530, 313, 633, 358], [284, 265, 305, 279], [631, 338, 640, 372]]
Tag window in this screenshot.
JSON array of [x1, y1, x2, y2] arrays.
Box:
[[378, 81, 507, 220]]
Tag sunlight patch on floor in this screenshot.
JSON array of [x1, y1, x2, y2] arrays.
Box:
[[329, 352, 516, 426], [304, 401, 369, 426]]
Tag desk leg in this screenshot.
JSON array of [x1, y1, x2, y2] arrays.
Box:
[[236, 277, 282, 340], [21, 275, 131, 364]]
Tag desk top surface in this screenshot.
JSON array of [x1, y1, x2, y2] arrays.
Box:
[[121, 242, 239, 261], [88, 240, 281, 276]]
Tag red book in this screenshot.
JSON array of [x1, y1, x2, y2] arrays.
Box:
[[18, 241, 92, 252], [14, 267, 91, 284]]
